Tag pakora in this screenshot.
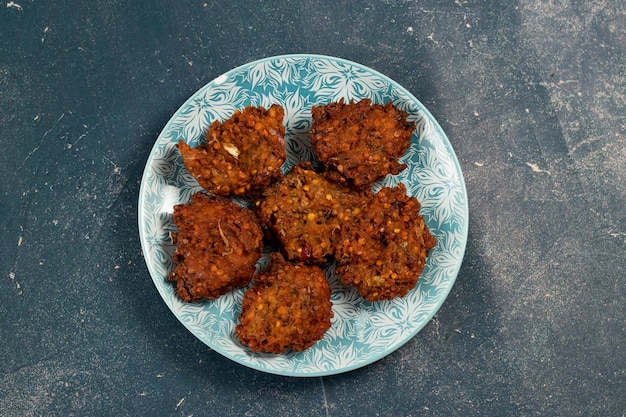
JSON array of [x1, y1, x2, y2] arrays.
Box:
[[168, 192, 263, 302], [255, 163, 371, 263], [310, 99, 414, 187], [236, 253, 333, 353], [334, 183, 436, 301], [178, 104, 286, 196]]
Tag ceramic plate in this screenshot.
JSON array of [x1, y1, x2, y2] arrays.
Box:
[[138, 54, 468, 377]]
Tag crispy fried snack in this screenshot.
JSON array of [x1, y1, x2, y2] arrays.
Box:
[[310, 99, 415, 187], [168, 192, 263, 302], [178, 104, 286, 196], [334, 183, 436, 301], [236, 253, 333, 353], [255, 164, 371, 263]]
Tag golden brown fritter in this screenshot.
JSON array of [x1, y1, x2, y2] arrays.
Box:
[[178, 104, 286, 196], [255, 164, 371, 263], [236, 253, 333, 353], [310, 99, 415, 187], [168, 192, 263, 302], [334, 183, 436, 302]]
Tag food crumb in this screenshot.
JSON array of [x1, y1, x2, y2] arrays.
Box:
[[526, 162, 551, 175], [7, 2, 23, 10]]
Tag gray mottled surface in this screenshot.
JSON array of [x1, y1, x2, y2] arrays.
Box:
[[1, 1, 624, 416]]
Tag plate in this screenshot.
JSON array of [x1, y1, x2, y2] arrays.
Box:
[[138, 54, 468, 377]]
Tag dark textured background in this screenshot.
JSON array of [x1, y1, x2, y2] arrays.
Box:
[[1, 1, 624, 416]]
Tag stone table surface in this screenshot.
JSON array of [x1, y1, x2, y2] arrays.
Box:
[[1, 1, 624, 416]]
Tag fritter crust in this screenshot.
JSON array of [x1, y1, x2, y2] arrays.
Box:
[[310, 99, 415, 187], [168, 192, 263, 302], [334, 183, 436, 302], [236, 253, 333, 353], [255, 164, 371, 263], [178, 104, 286, 196]]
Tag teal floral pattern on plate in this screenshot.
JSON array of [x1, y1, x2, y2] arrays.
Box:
[[138, 54, 468, 377]]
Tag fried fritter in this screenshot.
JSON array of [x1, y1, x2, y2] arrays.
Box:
[[255, 164, 371, 263], [178, 104, 286, 196], [334, 183, 436, 302], [236, 253, 333, 353], [310, 99, 415, 187], [168, 192, 263, 302]]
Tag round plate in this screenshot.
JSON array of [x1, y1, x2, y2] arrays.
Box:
[[138, 54, 468, 377]]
